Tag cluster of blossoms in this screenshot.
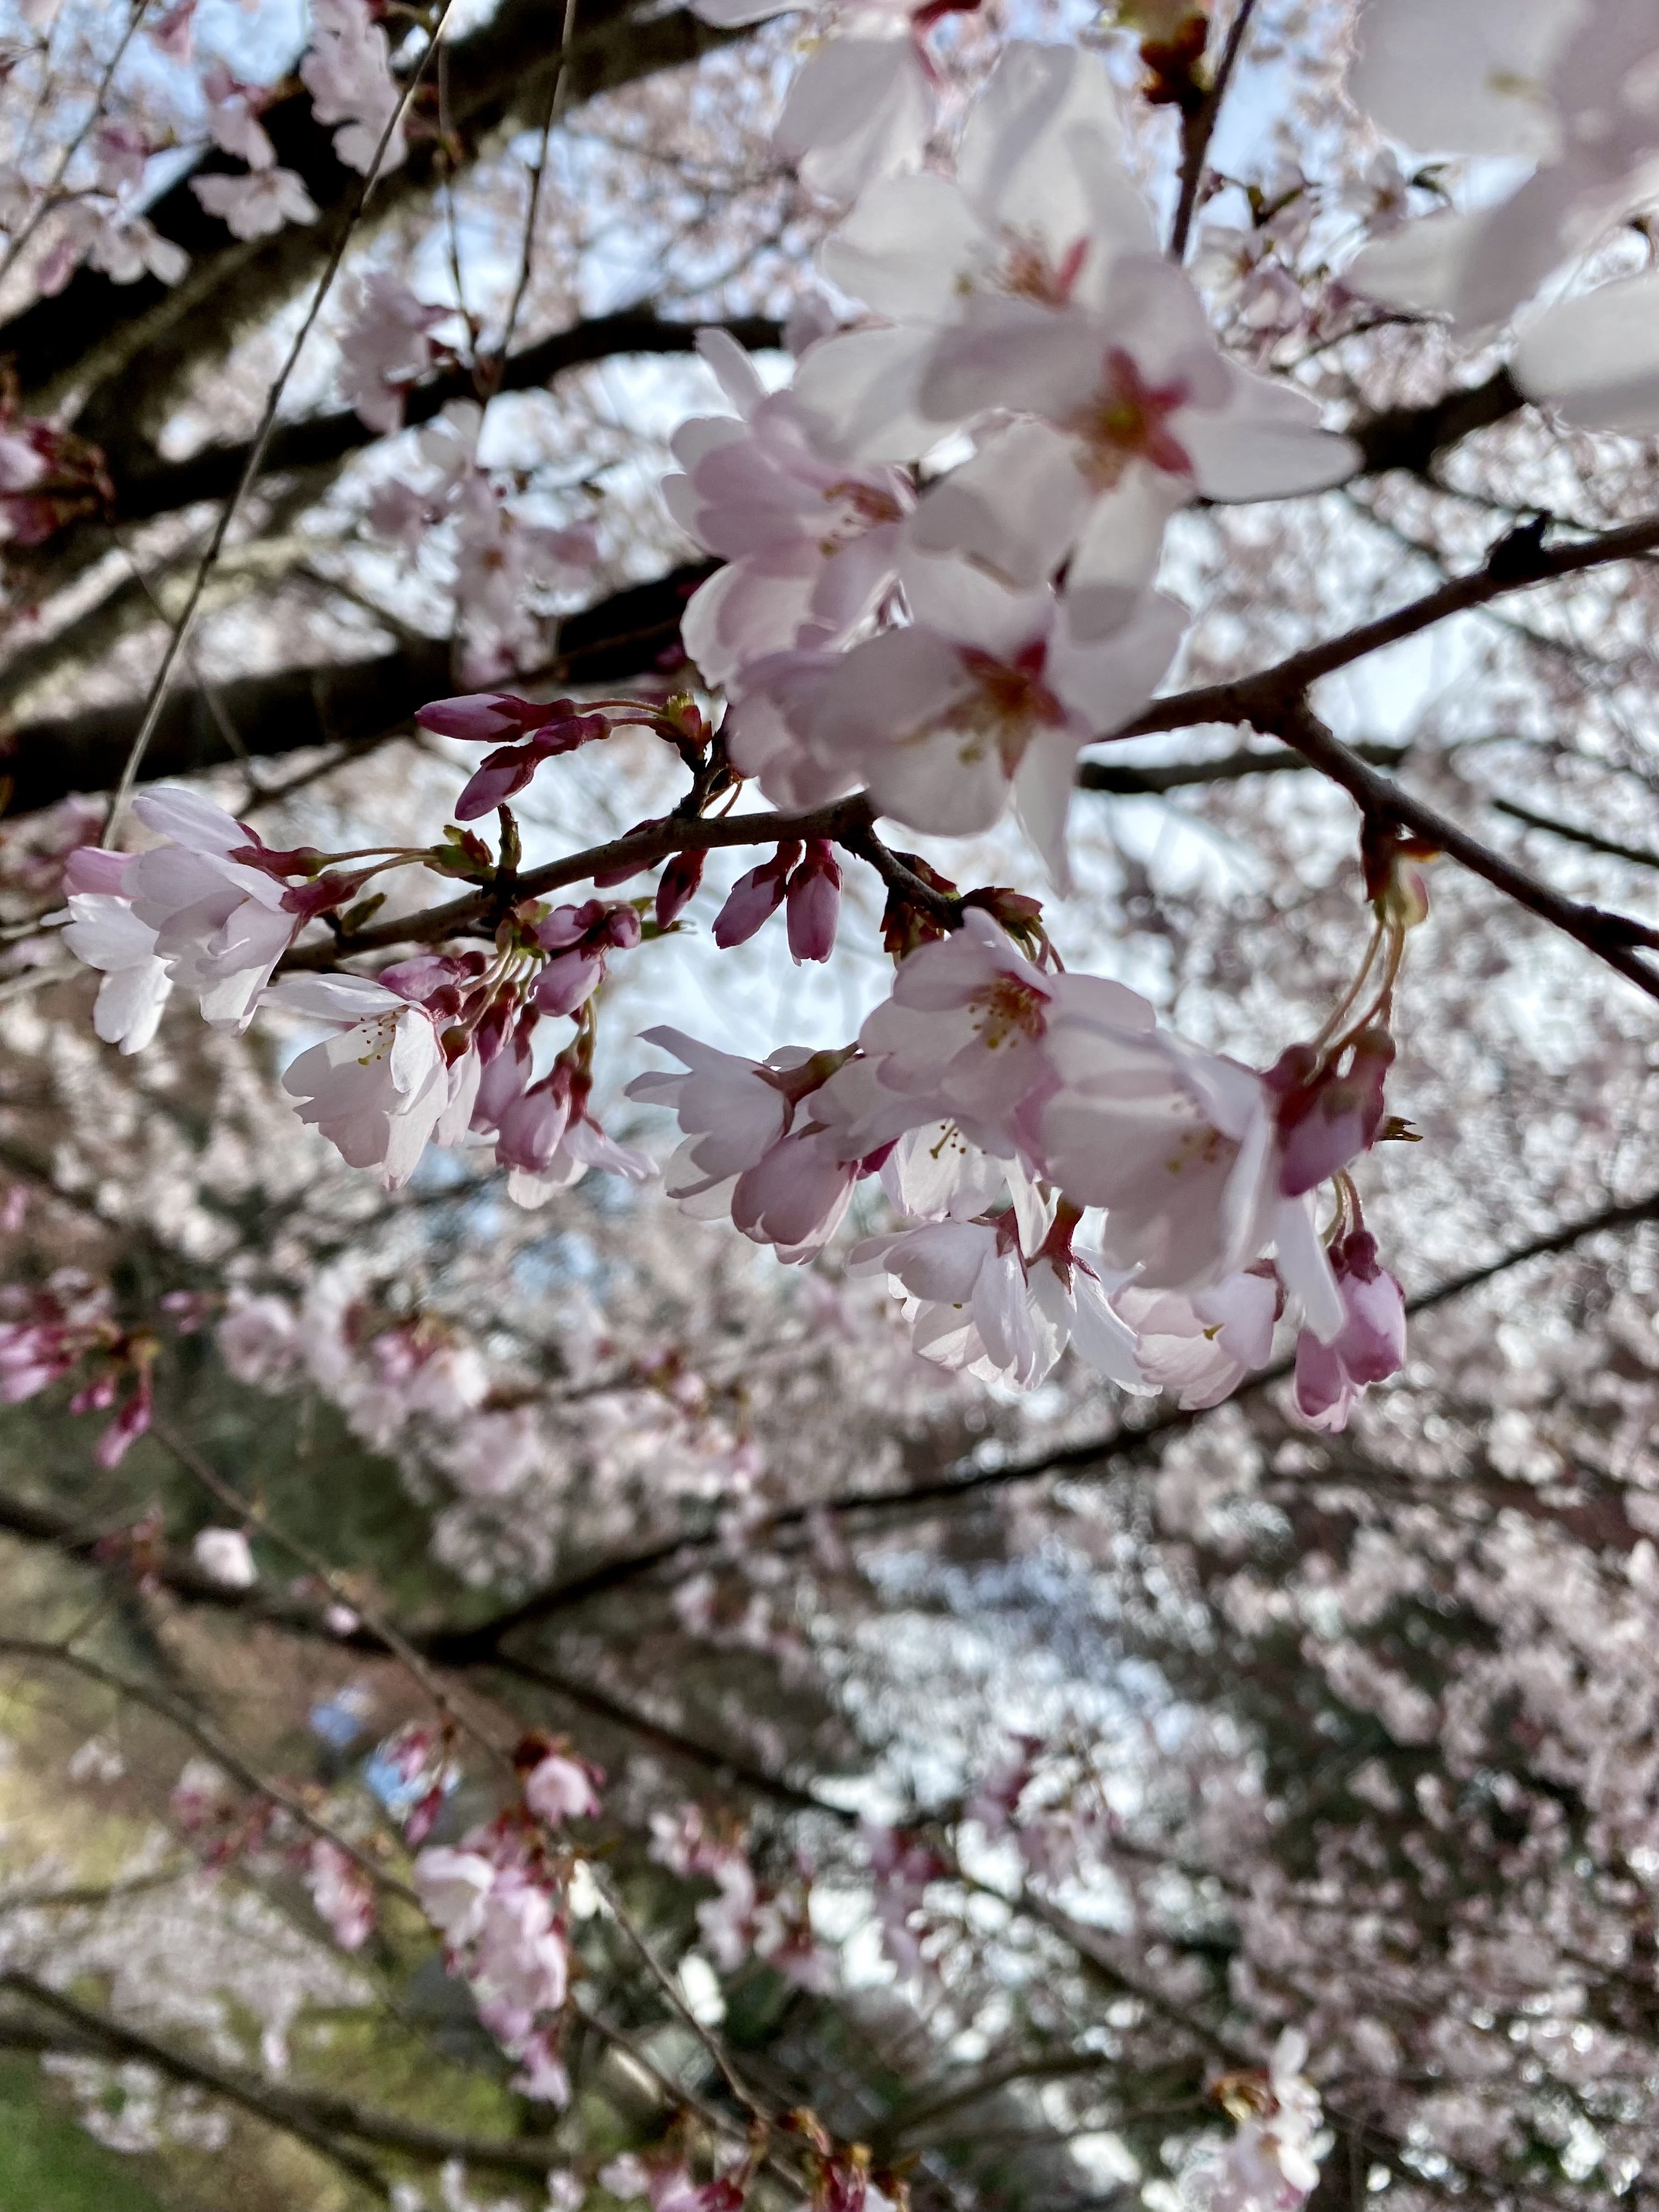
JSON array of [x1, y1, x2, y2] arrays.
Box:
[[412, 1739, 603, 2103], [632, 901, 1411, 1427], [0, 1269, 158, 1465], [664, 39, 1355, 887], [168, 1757, 378, 1951], [650, 1803, 833, 1991]]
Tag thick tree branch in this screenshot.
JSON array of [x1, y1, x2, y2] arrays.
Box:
[[8, 0, 745, 445], [26, 311, 784, 558], [1078, 739, 1408, 794]]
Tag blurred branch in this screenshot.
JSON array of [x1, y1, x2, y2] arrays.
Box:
[[432, 1182, 1659, 1651], [0, 1634, 418, 1906], [1488, 795, 1659, 872], [0, 1972, 569, 2180]]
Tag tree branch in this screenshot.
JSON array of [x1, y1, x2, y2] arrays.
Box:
[[427, 1184, 1659, 1656], [0, 1973, 569, 2179], [1169, 0, 1260, 263]]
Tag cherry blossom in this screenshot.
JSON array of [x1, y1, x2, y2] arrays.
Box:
[[1035, 1004, 1346, 1338], [750, 556, 1187, 882], [521, 1745, 603, 1826], [666, 329, 913, 689], [269, 972, 478, 1188], [338, 270, 450, 432], [301, 0, 405, 176], [1114, 1268, 1279, 1409], [60, 851, 173, 1054], [912, 253, 1358, 601], [794, 40, 1156, 460], [191, 166, 318, 241], [1207, 2030, 1327, 2212], [191, 1527, 257, 1588], [1345, 0, 1659, 328]]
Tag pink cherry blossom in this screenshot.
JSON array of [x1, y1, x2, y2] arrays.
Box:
[[413, 1846, 498, 1946], [337, 270, 450, 432], [774, 556, 1187, 882], [191, 166, 318, 241], [794, 41, 1155, 460], [523, 1750, 603, 1826], [1114, 1266, 1280, 1409], [625, 1027, 793, 1205], [301, 0, 405, 177], [667, 329, 912, 688], [60, 874, 173, 1054], [913, 255, 1357, 602], [1035, 1002, 1345, 1338], [1292, 1227, 1407, 1434], [269, 973, 478, 1188]]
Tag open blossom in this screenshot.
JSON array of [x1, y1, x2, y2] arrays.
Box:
[[522, 1748, 603, 1826], [1209, 2030, 1327, 2212], [1035, 1002, 1346, 1340], [911, 252, 1357, 603], [301, 0, 405, 176], [628, 1030, 864, 1259], [1345, 0, 1659, 329], [746, 556, 1186, 884], [795, 41, 1156, 461], [191, 166, 318, 240], [414, 1847, 498, 1946], [666, 329, 913, 689], [269, 973, 479, 1188], [62, 787, 312, 1038], [1115, 1268, 1279, 1408], [61, 849, 173, 1054], [1292, 1227, 1407, 1434], [337, 269, 448, 431], [691, 0, 943, 201]]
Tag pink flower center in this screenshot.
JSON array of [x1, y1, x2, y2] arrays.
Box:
[[953, 639, 1068, 774], [996, 231, 1089, 308], [1065, 346, 1193, 492]]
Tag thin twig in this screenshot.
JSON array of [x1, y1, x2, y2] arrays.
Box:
[[0, 0, 150, 291], [0, 1634, 419, 1907], [492, 0, 582, 385], [98, 0, 464, 844]]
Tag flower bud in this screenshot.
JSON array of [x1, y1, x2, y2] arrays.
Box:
[[786, 839, 842, 963], [714, 844, 800, 949]]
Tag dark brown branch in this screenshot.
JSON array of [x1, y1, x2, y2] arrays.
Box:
[[1489, 795, 1659, 872], [0, 1973, 569, 2179], [1265, 703, 1659, 1000], [1078, 739, 1408, 795], [1169, 0, 1261, 262], [277, 791, 962, 966], [0, 562, 713, 815], [53, 312, 783, 538], [427, 1185, 1659, 1657], [1346, 365, 1525, 480]]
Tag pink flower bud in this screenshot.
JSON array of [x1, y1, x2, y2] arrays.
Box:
[[418, 693, 573, 742], [1270, 1028, 1393, 1198], [786, 839, 842, 963], [495, 1065, 575, 1173], [713, 844, 801, 950], [655, 848, 705, 927]]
